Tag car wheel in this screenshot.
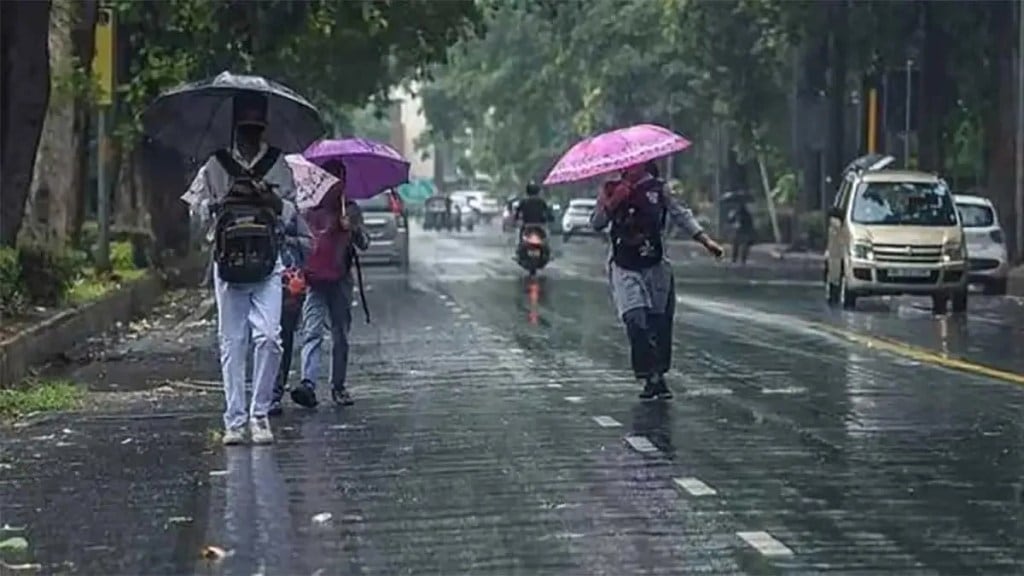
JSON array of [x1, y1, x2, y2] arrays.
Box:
[[951, 289, 968, 313], [983, 278, 1008, 295], [931, 293, 949, 314], [838, 267, 857, 310]]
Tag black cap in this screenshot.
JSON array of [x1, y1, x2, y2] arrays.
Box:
[[233, 92, 268, 127], [526, 181, 541, 196]]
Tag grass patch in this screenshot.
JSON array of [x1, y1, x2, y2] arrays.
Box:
[[0, 379, 83, 420], [68, 268, 147, 304]]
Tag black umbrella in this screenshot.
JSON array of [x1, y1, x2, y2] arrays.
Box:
[[142, 71, 325, 163]]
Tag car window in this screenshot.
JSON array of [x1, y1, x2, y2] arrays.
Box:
[[357, 193, 393, 211], [851, 181, 957, 226], [956, 203, 995, 228]]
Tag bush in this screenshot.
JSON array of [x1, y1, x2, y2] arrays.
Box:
[[111, 240, 136, 271], [0, 247, 24, 315], [17, 245, 87, 306]]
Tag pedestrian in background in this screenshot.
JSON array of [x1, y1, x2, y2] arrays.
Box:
[[293, 161, 370, 408], [270, 214, 311, 416]]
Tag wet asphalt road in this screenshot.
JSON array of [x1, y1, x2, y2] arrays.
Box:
[[2, 222, 1023, 575]]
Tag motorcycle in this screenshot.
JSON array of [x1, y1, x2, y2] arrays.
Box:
[[516, 225, 551, 276]]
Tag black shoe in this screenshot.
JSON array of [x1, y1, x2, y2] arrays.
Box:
[[331, 386, 354, 406], [653, 377, 673, 400], [268, 400, 283, 417], [290, 381, 318, 408], [639, 379, 659, 400]]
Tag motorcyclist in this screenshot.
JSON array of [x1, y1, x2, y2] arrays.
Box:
[[514, 182, 554, 235]]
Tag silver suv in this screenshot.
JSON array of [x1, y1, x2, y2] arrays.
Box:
[[356, 190, 410, 271]]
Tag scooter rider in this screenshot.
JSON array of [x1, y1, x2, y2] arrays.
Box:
[[515, 181, 554, 233]]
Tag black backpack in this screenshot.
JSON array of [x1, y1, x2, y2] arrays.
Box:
[[212, 148, 283, 284]]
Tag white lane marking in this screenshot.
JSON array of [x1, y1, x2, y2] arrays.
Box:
[[546, 383, 563, 389], [564, 396, 583, 404], [592, 416, 622, 428], [673, 477, 717, 496], [625, 435, 658, 453], [737, 531, 794, 557], [458, 313, 472, 321], [760, 386, 806, 395], [682, 386, 734, 397]]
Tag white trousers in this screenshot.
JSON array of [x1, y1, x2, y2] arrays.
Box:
[[214, 264, 283, 430]]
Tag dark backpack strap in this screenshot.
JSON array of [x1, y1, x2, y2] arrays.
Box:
[[214, 149, 247, 179], [250, 147, 282, 180]]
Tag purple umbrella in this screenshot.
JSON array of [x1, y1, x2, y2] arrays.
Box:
[[303, 138, 411, 200]]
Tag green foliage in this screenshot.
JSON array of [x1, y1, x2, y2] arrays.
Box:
[[109, 0, 480, 146], [16, 246, 88, 307], [0, 379, 83, 419], [110, 240, 135, 271], [0, 247, 24, 315]]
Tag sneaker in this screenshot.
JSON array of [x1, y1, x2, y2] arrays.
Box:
[[222, 427, 246, 446], [653, 376, 673, 400], [331, 386, 354, 406], [638, 379, 659, 400], [268, 400, 283, 417], [290, 380, 318, 408], [250, 417, 274, 445]]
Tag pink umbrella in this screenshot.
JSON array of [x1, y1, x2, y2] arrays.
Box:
[[542, 124, 692, 186]]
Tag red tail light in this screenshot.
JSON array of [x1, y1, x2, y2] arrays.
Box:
[[388, 193, 403, 215]]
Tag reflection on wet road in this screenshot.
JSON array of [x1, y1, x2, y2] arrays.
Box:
[[2, 224, 1022, 575]]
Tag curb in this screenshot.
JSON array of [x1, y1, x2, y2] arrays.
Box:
[[0, 273, 166, 388]]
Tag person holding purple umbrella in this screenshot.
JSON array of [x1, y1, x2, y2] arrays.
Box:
[[292, 160, 370, 408]]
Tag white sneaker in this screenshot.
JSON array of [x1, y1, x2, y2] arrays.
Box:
[[222, 427, 246, 446], [249, 417, 274, 445]]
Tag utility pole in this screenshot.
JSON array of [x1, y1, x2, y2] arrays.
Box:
[[903, 58, 913, 168], [1015, 0, 1023, 263], [93, 6, 115, 272]]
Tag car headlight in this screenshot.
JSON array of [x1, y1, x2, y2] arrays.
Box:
[[851, 242, 873, 260], [942, 243, 966, 261]]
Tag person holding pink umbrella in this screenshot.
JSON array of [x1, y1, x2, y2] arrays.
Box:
[[545, 124, 724, 400]]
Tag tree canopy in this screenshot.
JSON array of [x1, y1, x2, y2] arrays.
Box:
[[420, 0, 1019, 253]]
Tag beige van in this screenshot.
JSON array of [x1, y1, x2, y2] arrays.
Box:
[[824, 155, 968, 313]]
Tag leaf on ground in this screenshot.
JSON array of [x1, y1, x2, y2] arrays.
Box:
[[0, 537, 28, 551], [201, 545, 227, 561]]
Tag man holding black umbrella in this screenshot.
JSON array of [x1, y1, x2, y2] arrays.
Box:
[[200, 92, 298, 446]]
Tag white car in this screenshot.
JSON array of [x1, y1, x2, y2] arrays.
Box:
[[450, 190, 500, 223], [561, 198, 598, 240], [955, 194, 1009, 294]]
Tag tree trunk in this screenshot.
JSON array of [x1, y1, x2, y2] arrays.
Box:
[[141, 140, 189, 262], [826, 0, 849, 206], [69, 0, 98, 244], [917, 2, 951, 173], [985, 1, 1019, 260], [0, 0, 53, 247]]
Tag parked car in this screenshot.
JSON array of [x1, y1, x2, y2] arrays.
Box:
[[356, 189, 409, 270], [824, 154, 968, 313], [955, 194, 1009, 294], [561, 198, 598, 241], [423, 195, 453, 231]]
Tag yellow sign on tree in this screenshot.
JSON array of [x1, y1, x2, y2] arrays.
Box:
[[93, 7, 114, 106]]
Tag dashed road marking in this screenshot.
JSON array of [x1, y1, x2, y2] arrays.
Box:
[[458, 313, 472, 321], [624, 435, 658, 453], [546, 383, 563, 389], [682, 386, 734, 397], [564, 396, 583, 404], [673, 477, 717, 496], [760, 386, 806, 395], [592, 416, 621, 428], [737, 531, 794, 557]]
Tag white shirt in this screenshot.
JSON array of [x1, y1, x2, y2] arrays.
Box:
[[182, 142, 298, 241]]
